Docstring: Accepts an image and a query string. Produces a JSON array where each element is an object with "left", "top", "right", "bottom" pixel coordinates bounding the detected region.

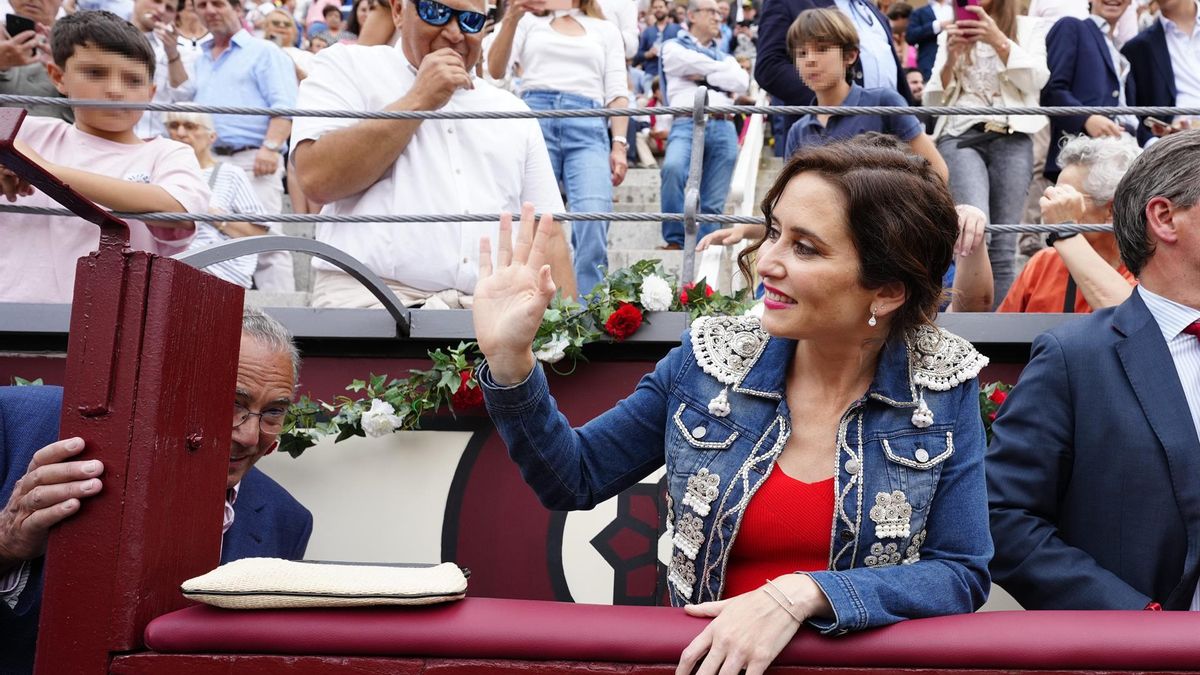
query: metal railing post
[{"left": 681, "top": 86, "right": 708, "bottom": 284}]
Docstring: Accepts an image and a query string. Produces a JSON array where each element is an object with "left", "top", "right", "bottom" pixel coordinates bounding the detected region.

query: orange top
[
  {"left": 998, "top": 247, "right": 1136, "bottom": 314},
  {"left": 722, "top": 468, "right": 834, "bottom": 599}
]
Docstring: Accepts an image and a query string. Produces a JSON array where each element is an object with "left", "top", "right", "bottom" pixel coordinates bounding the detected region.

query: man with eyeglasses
[
  {"left": 0, "top": 308, "right": 311, "bottom": 673},
  {"left": 291, "top": 0, "right": 578, "bottom": 309}
]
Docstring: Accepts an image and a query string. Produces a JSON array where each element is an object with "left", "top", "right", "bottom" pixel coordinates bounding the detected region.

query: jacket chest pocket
[
  {"left": 668, "top": 402, "right": 740, "bottom": 477},
  {"left": 879, "top": 429, "right": 954, "bottom": 511}
]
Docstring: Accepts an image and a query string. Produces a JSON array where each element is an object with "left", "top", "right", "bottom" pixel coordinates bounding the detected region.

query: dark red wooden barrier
[{"left": 0, "top": 107, "right": 246, "bottom": 675}]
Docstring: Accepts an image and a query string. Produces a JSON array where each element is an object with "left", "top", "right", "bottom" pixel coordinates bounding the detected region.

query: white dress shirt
[
  {"left": 1161, "top": 1, "right": 1200, "bottom": 117},
  {"left": 134, "top": 30, "right": 197, "bottom": 139},
  {"left": 1137, "top": 287, "right": 1200, "bottom": 611},
  {"left": 661, "top": 32, "right": 750, "bottom": 108},
  {"left": 508, "top": 11, "right": 630, "bottom": 105},
  {"left": 292, "top": 43, "right": 564, "bottom": 293},
  {"left": 833, "top": 0, "right": 898, "bottom": 90},
  {"left": 1087, "top": 14, "right": 1138, "bottom": 130},
  {"left": 930, "top": 0, "right": 954, "bottom": 33}
]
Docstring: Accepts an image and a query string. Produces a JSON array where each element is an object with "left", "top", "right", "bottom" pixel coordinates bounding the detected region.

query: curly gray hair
[{"left": 1056, "top": 134, "right": 1142, "bottom": 204}]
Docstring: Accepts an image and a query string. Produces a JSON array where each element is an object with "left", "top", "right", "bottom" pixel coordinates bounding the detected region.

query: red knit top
[{"left": 721, "top": 468, "right": 835, "bottom": 598}]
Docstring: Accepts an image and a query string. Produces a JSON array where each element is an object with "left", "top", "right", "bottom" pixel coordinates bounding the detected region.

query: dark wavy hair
[
  {"left": 51, "top": 10, "right": 156, "bottom": 78},
  {"left": 737, "top": 136, "right": 958, "bottom": 338}
]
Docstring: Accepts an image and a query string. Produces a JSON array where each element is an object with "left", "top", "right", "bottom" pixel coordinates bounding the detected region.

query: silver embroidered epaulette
[
  {"left": 690, "top": 315, "right": 770, "bottom": 386},
  {"left": 906, "top": 325, "right": 988, "bottom": 392}
]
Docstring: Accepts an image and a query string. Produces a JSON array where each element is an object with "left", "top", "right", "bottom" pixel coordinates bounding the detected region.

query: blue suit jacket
[
  {"left": 1121, "top": 21, "right": 1175, "bottom": 146},
  {"left": 0, "top": 386, "right": 312, "bottom": 674},
  {"left": 988, "top": 290, "right": 1200, "bottom": 610},
  {"left": 905, "top": 4, "right": 940, "bottom": 81},
  {"left": 1041, "top": 17, "right": 1137, "bottom": 180},
  {"left": 753, "top": 0, "right": 914, "bottom": 116}
]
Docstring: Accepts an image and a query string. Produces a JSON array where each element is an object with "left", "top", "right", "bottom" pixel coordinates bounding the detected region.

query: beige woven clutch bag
[{"left": 181, "top": 558, "right": 469, "bottom": 609}]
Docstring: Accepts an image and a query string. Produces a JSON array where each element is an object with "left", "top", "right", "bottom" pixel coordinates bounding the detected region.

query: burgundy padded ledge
[{"left": 145, "top": 597, "right": 1200, "bottom": 670}]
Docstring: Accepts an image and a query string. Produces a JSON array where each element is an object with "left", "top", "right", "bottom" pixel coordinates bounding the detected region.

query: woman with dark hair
[
  {"left": 346, "top": 0, "right": 369, "bottom": 36},
  {"left": 922, "top": 0, "right": 1049, "bottom": 307},
  {"left": 472, "top": 139, "right": 992, "bottom": 674}
]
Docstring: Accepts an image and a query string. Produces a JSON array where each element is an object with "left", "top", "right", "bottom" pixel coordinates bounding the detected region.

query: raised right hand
[
  {"left": 408, "top": 48, "right": 474, "bottom": 111},
  {"left": 0, "top": 438, "right": 103, "bottom": 570},
  {"left": 697, "top": 224, "right": 753, "bottom": 251},
  {"left": 474, "top": 202, "right": 558, "bottom": 385}
]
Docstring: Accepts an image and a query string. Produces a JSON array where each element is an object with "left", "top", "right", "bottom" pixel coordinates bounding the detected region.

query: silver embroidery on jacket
[
  {"left": 690, "top": 315, "right": 780, "bottom": 401},
  {"left": 830, "top": 411, "right": 866, "bottom": 569},
  {"left": 669, "top": 550, "right": 697, "bottom": 599},
  {"left": 673, "top": 512, "right": 705, "bottom": 560},
  {"left": 870, "top": 490, "right": 913, "bottom": 539},
  {"left": 683, "top": 468, "right": 721, "bottom": 517},
  {"left": 864, "top": 542, "right": 902, "bottom": 567},
  {"left": 904, "top": 529, "right": 927, "bottom": 564},
  {"left": 908, "top": 325, "right": 989, "bottom": 392}
]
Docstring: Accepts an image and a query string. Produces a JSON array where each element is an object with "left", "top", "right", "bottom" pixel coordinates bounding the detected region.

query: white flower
[
  {"left": 744, "top": 302, "right": 765, "bottom": 318},
  {"left": 534, "top": 333, "right": 571, "bottom": 364},
  {"left": 360, "top": 399, "right": 404, "bottom": 438},
  {"left": 639, "top": 274, "right": 674, "bottom": 312}
]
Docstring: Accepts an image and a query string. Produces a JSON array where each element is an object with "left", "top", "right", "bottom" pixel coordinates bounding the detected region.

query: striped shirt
[
  {"left": 1139, "top": 287, "right": 1200, "bottom": 611},
  {"left": 178, "top": 162, "right": 265, "bottom": 289}
]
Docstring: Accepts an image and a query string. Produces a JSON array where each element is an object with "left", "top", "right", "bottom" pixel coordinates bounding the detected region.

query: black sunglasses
[{"left": 415, "top": 0, "right": 487, "bottom": 33}]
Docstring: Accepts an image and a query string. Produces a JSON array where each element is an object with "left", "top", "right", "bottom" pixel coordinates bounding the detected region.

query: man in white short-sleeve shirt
[{"left": 291, "top": 0, "right": 576, "bottom": 308}]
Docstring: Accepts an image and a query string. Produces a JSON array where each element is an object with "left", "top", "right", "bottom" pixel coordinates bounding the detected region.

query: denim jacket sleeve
[
  {"left": 479, "top": 338, "right": 691, "bottom": 511},
  {"left": 805, "top": 378, "right": 993, "bottom": 634}
]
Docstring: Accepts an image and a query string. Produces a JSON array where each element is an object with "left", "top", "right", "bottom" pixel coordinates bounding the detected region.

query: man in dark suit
[
  {"left": 1121, "top": 0, "right": 1197, "bottom": 146},
  {"left": 905, "top": 0, "right": 952, "bottom": 81},
  {"left": 753, "top": 0, "right": 914, "bottom": 134},
  {"left": 988, "top": 130, "right": 1200, "bottom": 611},
  {"left": 1041, "top": 0, "right": 1138, "bottom": 182},
  {"left": 0, "top": 307, "right": 312, "bottom": 673}
]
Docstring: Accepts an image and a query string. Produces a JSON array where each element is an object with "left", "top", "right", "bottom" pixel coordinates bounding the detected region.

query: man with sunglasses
[
  {"left": 0, "top": 308, "right": 311, "bottom": 673},
  {"left": 292, "top": 0, "right": 577, "bottom": 309}
]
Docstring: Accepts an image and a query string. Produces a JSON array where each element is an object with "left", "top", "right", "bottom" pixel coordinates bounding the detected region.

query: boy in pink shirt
[{"left": 0, "top": 10, "right": 210, "bottom": 303}]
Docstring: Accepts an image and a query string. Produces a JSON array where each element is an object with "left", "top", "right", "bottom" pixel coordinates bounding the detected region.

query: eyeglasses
[
  {"left": 166, "top": 120, "right": 207, "bottom": 131},
  {"left": 414, "top": 0, "right": 487, "bottom": 33},
  {"left": 266, "top": 18, "right": 294, "bottom": 28},
  {"left": 233, "top": 402, "right": 288, "bottom": 433}
]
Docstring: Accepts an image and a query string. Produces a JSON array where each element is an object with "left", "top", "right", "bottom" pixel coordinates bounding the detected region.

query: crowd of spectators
[{"left": 0, "top": 0, "right": 1194, "bottom": 312}]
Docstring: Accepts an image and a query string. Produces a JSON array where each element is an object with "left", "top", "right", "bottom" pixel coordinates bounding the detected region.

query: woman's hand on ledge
[{"left": 677, "top": 574, "right": 830, "bottom": 675}]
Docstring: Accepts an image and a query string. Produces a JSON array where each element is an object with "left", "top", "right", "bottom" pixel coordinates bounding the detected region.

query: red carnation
[
  {"left": 680, "top": 282, "right": 715, "bottom": 306},
  {"left": 988, "top": 388, "right": 1008, "bottom": 406},
  {"left": 605, "top": 302, "right": 644, "bottom": 341},
  {"left": 452, "top": 370, "right": 483, "bottom": 409}
]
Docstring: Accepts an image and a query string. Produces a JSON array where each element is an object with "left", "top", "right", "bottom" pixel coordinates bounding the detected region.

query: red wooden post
[{"left": 0, "top": 107, "right": 246, "bottom": 675}]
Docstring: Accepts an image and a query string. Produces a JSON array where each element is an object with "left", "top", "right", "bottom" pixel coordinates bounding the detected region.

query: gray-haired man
[{"left": 0, "top": 307, "right": 311, "bottom": 673}]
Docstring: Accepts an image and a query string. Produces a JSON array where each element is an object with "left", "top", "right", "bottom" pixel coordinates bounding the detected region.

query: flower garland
[{"left": 279, "top": 259, "right": 754, "bottom": 457}]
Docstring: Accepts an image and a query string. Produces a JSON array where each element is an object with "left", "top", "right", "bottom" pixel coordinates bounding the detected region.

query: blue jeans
[
  {"left": 661, "top": 119, "right": 740, "bottom": 247},
  {"left": 523, "top": 91, "right": 613, "bottom": 295},
  {"left": 937, "top": 129, "right": 1033, "bottom": 308}
]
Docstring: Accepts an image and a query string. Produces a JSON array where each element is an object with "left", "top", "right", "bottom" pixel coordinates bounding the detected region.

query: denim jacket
[{"left": 480, "top": 315, "right": 993, "bottom": 634}]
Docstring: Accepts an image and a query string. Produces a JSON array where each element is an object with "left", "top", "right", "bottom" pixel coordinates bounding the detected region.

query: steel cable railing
[{"left": 1, "top": 93, "right": 1186, "bottom": 288}]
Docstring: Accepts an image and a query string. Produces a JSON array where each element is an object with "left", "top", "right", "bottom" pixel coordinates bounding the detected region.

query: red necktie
[{"left": 1185, "top": 320, "right": 1200, "bottom": 340}]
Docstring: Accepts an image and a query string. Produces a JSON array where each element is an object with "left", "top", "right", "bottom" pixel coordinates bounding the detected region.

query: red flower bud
[
  {"left": 604, "top": 302, "right": 644, "bottom": 341},
  {"left": 680, "top": 282, "right": 715, "bottom": 305},
  {"left": 451, "top": 370, "right": 483, "bottom": 410}
]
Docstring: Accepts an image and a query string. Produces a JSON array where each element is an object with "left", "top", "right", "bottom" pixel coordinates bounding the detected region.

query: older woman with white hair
[
  {"left": 166, "top": 111, "right": 269, "bottom": 289},
  {"left": 998, "top": 135, "right": 1140, "bottom": 313}
]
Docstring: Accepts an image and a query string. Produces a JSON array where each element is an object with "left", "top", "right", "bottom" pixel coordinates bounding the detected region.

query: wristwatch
[
  {"left": 262, "top": 140, "right": 283, "bottom": 153},
  {"left": 611, "top": 137, "right": 628, "bottom": 148},
  {"left": 1046, "top": 231, "right": 1080, "bottom": 247}
]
